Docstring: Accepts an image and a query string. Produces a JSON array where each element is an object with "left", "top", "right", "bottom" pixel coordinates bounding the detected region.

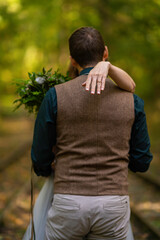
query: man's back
[
  {"left": 31, "top": 27, "right": 152, "bottom": 240},
  {"left": 54, "top": 72, "right": 134, "bottom": 196}
]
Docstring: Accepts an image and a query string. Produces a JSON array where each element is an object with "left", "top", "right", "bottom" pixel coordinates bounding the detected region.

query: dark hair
[{"left": 69, "top": 27, "right": 105, "bottom": 68}]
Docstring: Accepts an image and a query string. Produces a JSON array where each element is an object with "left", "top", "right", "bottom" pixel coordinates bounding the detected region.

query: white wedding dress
[{"left": 23, "top": 175, "right": 134, "bottom": 240}]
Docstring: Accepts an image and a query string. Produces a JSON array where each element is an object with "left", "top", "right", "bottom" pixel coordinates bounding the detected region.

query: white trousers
[{"left": 45, "top": 194, "right": 130, "bottom": 240}]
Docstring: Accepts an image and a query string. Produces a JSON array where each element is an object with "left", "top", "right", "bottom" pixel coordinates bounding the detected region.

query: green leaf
[
  {"left": 32, "top": 91, "right": 41, "bottom": 95},
  {"left": 28, "top": 72, "right": 32, "bottom": 79},
  {"left": 43, "top": 67, "right": 46, "bottom": 74},
  {"left": 47, "top": 68, "right": 52, "bottom": 73},
  {"left": 13, "top": 99, "right": 21, "bottom": 103},
  {"left": 32, "top": 72, "right": 36, "bottom": 80},
  {"left": 13, "top": 102, "right": 23, "bottom": 111}
]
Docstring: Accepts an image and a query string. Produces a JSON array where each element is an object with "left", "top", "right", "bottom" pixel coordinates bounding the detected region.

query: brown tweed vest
[{"left": 54, "top": 74, "right": 134, "bottom": 196}]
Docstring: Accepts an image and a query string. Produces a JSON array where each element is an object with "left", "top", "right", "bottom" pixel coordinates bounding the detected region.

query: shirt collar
[{"left": 79, "top": 67, "right": 94, "bottom": 76}]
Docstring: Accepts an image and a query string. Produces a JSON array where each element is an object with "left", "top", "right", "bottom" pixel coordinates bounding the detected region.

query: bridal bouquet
[{"left": 14, "top": 68, "right": 70, "bottom": 114}]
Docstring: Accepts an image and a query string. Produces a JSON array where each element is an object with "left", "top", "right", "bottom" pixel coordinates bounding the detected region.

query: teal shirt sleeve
[
  {"left": 31, "top": 87, "right": 57, "bottom": 176},
  {"left": 129, "top": 94, "right": 153, "bottom": 172}
]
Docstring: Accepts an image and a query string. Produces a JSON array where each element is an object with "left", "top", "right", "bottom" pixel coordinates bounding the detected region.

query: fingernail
[
  {"left": 91, "top": 91, "right": 94, "bottom": 94},
  {"left": 97, "top": 91, "right": 100, "bottom": 94},
  {"left": 86, "top": 88, "right": 89, "bottom": 91}
]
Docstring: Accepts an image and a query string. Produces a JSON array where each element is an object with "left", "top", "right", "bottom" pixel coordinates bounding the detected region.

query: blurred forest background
[{"left": 0, "top": 0, "right": 159, "bottom": 150}]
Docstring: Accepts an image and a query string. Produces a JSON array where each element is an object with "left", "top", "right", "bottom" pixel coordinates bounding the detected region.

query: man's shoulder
[
  {"left": 133, "top": 94, "right": 144, "bottom": 103},
  {"left": 55, "top": 75, "right": 87, "bottom": 90},
  {"left": 45, "top": 87, "right": 56, "bottom": 99},
  {"left": 133, "top": 94, "right": 144, "bottom": 112}
]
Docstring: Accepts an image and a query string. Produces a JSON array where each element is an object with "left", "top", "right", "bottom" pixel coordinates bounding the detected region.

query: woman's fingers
[
  {"left": 82, "top": 73, "right": 94, "bottom": 91},
  {"left": 97, "top": 76, "right": 103, "bottom": 94},
  {"left": 82, "top": 61, "right": 110, "bottom": 93},
  {"left": 82, "top": 75, "right": 92, "bottom": 91},
  {"left": 82, "top": 73, "right": 104, "bottom": 94},
  {"left": 91, "top": 75, "right": 97, "bottom": 94},
  {"left": 101, "top": 75, "right": 106, "bottom": 91}
]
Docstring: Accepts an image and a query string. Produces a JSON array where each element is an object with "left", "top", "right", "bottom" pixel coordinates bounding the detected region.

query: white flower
[{"left": 35, "top": 77, "right": 45, "bottom": 84}]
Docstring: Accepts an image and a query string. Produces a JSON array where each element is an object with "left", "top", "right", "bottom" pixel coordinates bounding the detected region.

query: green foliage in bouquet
[{"left": 14, "top": 68, "right": 70, "bottom": 114}]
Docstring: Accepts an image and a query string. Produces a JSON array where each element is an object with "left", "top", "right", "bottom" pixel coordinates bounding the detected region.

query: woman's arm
[
  {"left": 109, "top": 63, "right": 136, "bottom": 93},
  {"left": 82, "top": 61, "right": 136, "bottom": 94}
]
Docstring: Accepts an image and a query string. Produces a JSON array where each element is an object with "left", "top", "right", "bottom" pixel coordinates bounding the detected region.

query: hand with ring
[
  {"left": 82, "top": 61, "right": 135, "bottom": 94},
  {"left": 82, "top": 61, "right": 110, "bottom": 94}
]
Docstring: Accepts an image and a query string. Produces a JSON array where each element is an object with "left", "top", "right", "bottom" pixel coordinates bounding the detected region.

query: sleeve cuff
[
  {"left": 33, "top": 163, "right": 52, "bottom": 177},
  {"left": 128, "top": 161, "right": 151, "bottom": 173}
]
